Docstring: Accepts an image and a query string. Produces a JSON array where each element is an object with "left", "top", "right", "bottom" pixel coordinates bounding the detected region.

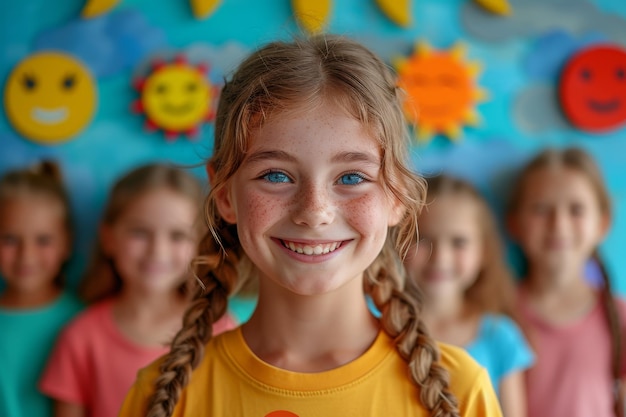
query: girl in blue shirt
[{"left": 404, "top": 174, "right": 534, "bottom": 417}]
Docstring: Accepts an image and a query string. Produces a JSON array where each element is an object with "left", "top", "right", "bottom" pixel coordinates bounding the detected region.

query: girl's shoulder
[
  {"left": 0, "top": 290, "right": 83, "bottom": 319},
  {"left": 56, "top": 298, "right": 115, "bottom": 340},
  {"left": 474, "top": 313, "right": 532, "bottom": 353},
  {"left": 478, "top": 314, "right": 523, "bottom": 336},
  {"left": 437, "top": 343, "right": 502, "bottom": 413}
]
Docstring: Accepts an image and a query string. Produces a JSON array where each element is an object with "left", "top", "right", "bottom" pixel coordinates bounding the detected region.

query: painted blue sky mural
[{"left": 1, "top": 0, "right": 626, "bottom": 293}]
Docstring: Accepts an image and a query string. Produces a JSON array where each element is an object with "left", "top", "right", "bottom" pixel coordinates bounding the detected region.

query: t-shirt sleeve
[
  {"left": 441, "top": 343, "right": 503, "bottom": 416},
  {"left": 118, "top": 370, "right": 152, "bottom": 417},
  {"left": 39, "top": 317, "right": 91, "bottom": 405},
  {"left": 494, "top": 316, "right": 535, "bottom": 378},
  {"left": 461, "top": 367, "right": 504, "bottom": 417}
]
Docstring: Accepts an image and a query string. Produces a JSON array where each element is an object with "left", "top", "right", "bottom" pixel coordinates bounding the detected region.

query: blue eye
[
  {"left": 338, "top": 173, "right": 364, "bottom": 185},
  {"left": 263, "top": 171, "right": 291, "bottom": 183}
]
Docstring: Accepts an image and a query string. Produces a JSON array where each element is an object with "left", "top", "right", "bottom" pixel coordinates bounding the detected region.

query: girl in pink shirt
[
  {"left": 507, "top": 147, "right": 625, "bottom": 417},
  {"left": 40, "top": 164, "right": 236, "bottom": 417}
]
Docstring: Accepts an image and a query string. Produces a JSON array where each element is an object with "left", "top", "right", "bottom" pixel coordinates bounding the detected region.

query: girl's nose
[
  {"left": 16, "top": 240, "right": 36, "bottom": 263},
  {"left": 291, "top": 182, "right": 335, "bottom": 227},
  {"left": 548, "top": 208, "right": 568, "bottom": 232},
  {"left": 148, "top": 234, "right": 169, "bottom": 258}
]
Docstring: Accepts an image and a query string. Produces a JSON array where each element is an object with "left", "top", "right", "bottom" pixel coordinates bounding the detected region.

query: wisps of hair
[{"left": 146, "top": 33, "right": 460, "bottom": 417}]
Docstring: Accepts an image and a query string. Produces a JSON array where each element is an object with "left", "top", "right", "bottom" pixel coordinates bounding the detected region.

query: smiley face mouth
[
  {"left": 587, "top": 99, "right": 621, "bottom": 113},
  {"left": 162, "top": 102, "right": 194, "bottom": 115},
  {"left": 31, "top": 107, "right": 68, "bottom": 124}
]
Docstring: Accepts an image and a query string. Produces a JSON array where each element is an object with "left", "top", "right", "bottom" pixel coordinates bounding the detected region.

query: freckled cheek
[
  {"left": 342, "top": 194, "right": 389, "bottom": 233},
  {"left": 240, "top": 191, "right": 290, "bottom": 229}
]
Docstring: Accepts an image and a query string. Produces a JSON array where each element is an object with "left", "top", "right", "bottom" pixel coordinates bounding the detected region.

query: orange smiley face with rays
[
  {"left": 395, "top": 42, "right": 487, "bottom": 143},
  {"left": 559, "top": 44, "right": 626, "bottom": 133}
]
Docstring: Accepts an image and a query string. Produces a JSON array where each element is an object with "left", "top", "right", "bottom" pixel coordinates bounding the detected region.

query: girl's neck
[
  {"left": 525, "top": 261, "right": 588, "bottom": 296},
  {"left": 114, "top": 287, "right": 185, "bottom": 318},
  {"left": 242, "top": 278, "right": 379, "bottom": 373},
  {"left": 523, "top": 266, "right": 597, "bottom": 325},
  {"left": 0, "top": 285, "right": 61, "bottom": 309},
  {"left": 111, "top": 288, "right": 188, "bottom": 347},
  {"left": 422, "top": 299, "right": 479, "bottom": 347}
]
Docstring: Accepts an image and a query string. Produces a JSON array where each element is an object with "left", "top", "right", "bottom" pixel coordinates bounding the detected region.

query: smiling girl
[
  {"left": 118, "top": 35, "right": 502, "bottom": 417},
  {"left": 39, "top": 164, "right": 235, "bottom": 417},
  {"left": 0, "top": 161, "right": 83, "bottom": 417}
]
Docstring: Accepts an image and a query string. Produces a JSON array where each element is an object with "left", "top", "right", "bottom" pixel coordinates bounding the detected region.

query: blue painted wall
[{"left": 1, "top": 0, "right": 625, "bottom": 294}]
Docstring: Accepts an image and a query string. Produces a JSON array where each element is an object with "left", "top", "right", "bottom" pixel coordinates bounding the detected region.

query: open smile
[
  {"left": 279, "top": 239, "right": 344, "bottom": 256},
  {"left": 31, "top": 107, "right": 68, "bottom": 124}
]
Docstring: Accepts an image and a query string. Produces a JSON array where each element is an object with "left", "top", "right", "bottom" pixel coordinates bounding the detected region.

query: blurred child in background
[
  {"left": 404, "top": 174, "right": 534, "bottom": 417},
  {"left": 507, "top": 147, "right": 626, "bottom": 417},
  {"left": 0, "top": 161, "right": 83, "bottom": 417},
  {"left": 40, "top": 164, "right": 236, "bottom": 417}
]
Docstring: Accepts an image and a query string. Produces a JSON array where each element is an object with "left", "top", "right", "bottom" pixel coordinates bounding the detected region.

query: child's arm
[
  {"left": 499, "top": 370, "right": 527, "bottom": 417},
  {"left": 54, "top": 401, "right": 86, "bottom": 417}
]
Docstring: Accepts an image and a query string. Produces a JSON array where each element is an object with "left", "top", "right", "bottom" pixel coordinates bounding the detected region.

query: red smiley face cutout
[{"left": 559, "top": 44, "right": 626, "bottom": 133}]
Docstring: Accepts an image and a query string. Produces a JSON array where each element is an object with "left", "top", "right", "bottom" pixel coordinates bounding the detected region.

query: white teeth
[
  {"left": 282, "top": 240, "right": 341, "bottom": 255},
  {"left": 32, "top": 107, "right": 68, "bottom": 124}
]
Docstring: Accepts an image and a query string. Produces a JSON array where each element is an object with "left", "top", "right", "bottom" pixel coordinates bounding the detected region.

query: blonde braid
[
  {"left": 366, "top": 243, "right": 460, "bottom": 417},
  {"left": 146, "top": 223, "right": 240, "bottom": 417}
]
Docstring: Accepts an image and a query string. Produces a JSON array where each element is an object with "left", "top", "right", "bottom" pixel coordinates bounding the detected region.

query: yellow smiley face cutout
[
  {"left": 4, "top": 52, "right": 97, "bottom": 144},
  {"left": 133, "top": 56, "right": 215, "bottom": 140}
]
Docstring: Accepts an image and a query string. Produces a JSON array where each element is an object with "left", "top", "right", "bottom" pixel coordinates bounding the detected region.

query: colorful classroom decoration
[
  {"left": 132, "top": 55, "right": 216, "bottom": 141},
  {"left": 3, "top": 52, "right": 97, "bottom": 145},
  {"left": 190, "top": 0, "right": 222, "bottom": 19},
  {"left": 395, "top": 42, "right": 487, "bottom": 143},
  {"left": 81, "top": 0, "right": 120, "bottom": 18},
  {"left": 375, "top": 0, "right": 411, "bottom": 27},
  {"left": 292, "top": 0, "right": 331, "bottom": 34},
  {"left": 559, "top": 44, "right": 626, "bottom": 133},
  {"left": 473, "top": 0, "right": 512, "bottom": 16}
]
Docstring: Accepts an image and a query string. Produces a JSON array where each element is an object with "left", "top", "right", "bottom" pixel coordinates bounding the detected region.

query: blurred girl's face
[
  {"left": 404, "top": 195, "right": 483, "bottom": 302},
  {"left": 509, "top": 167, "right": 607, "bottom": 276},
  {"left": 0, "top": 195, "right": 70, "bottom": 294},
  {"left": 102, "top": 188, "right": 198, "bottom": 296}
]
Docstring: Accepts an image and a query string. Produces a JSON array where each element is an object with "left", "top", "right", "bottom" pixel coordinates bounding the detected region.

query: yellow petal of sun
[
  {"left": 190, "top": 0, "right": 222, "bottom": 19},
  {"left": 375, "top": 0, "right": 411, "bottom": 27},
  {"left": 293, "top": 0, "right": 332, "bottom": 34},
  {"left": 81, "top": 0, "right": 120, "bottom": 18},
  {"left": 473, "top": 0, "right": 512, "bottom": 16},
  {"left": 395, "top": 41, "right": 487, "bottom": 143}
]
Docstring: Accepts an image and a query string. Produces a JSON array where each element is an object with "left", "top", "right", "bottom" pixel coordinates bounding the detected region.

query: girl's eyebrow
[
  {"left": 245, "top": 150, "right": 296, "bottom": 164},
  {"left": 331, "top": 151, "right": 380, "bottom": 166},
  {"left": 244, "top": 150, "right": 380, "bottom": 166}
]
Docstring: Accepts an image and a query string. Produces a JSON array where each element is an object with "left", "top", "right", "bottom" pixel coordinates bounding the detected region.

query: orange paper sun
[
  {"left": 133, "top": 56, "right": 217, "bottom": 141},
  {"left": 395, "top": 42, "right": 487, "bottom": 143}
]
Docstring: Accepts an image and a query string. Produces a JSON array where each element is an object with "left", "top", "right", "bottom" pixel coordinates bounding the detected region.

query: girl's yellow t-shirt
[{"left": 119, "top": 327, "right": 502, "bottom": 416}]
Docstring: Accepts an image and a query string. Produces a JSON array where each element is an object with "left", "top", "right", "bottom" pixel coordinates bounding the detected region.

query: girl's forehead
[{"left": 522, "top": 167, "right": 598, "bottom": 200}]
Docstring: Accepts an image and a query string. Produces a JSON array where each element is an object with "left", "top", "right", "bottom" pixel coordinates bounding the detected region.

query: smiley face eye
[
  {"left": 581, "top": 69, "right": 592, "bottom": 81},
  {"left": 617, "top": 68, "right": 625, "bottom": 80},
  {"left": 186, "top": 82, "right": 198, "bottom": 92},
  {"left": 22, "top": 74, "right": 36, "bottom": 90},
  {"left": 156, "top": 84, "right": 167, "bottom": 94},
  {"left": 62, "top": 75, "right": 76, "bottom": 90}
]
